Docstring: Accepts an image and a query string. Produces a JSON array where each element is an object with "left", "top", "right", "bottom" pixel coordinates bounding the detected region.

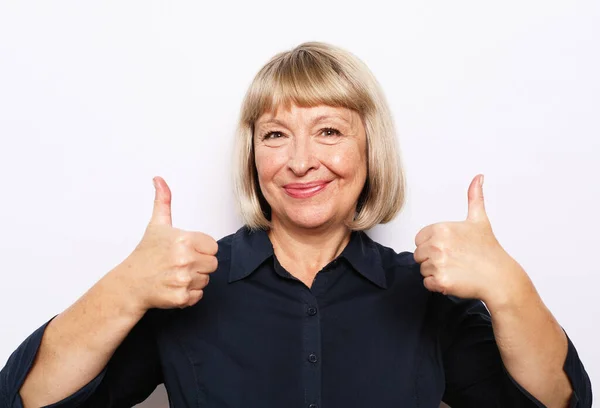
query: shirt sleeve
[
  {"left": 436, "top": 295, "right": 592, "bottom": 408},
  {"left": 0, "top": 310, "right": 163, "bottom": 408}
]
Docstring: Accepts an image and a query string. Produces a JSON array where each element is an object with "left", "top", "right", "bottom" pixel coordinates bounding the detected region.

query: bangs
[{"left": 241, "top": 48, "right": 373, "bottom": 125}]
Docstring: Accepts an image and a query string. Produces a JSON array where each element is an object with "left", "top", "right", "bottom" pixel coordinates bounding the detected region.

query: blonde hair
[{"left": 233, "top": 41, "right": 406, "bottom": 230}]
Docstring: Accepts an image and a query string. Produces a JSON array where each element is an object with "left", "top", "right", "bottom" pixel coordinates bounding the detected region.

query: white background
[{"left": 0, "top": 1, "right": 598, "bottom": 407}]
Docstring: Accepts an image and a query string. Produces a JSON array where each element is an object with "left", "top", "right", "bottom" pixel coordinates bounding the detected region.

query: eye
[
  {"left": 261, "top": 131, "right": 284, "bottom": 140},
  {"left": 321, "top": 127, "right": 342, "bottom": 137}
]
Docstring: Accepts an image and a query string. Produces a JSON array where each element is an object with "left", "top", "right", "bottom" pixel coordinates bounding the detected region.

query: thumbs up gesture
[
  {"left": 413, "top": 175, "right": 529, "bottom": 306},
  {"left": 117, "top": 176, "right": 218, "bottom": 313}
]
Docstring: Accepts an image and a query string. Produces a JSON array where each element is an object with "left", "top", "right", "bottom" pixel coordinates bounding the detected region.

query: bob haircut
[{"left": 233, "top": 41, "right": 406, "bottom": 231}]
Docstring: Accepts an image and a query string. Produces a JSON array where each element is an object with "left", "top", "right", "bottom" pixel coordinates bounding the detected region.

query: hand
[
  {"left": 413, "top": 174, "right": 527, "bottom": 304},
  {"left": 115, "top": 176, "right": 219, "bottom": 313}
]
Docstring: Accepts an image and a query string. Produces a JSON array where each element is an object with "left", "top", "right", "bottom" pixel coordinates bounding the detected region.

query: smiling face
[{"left": 253, "top": 103, "right": 368, "bottom": 230}]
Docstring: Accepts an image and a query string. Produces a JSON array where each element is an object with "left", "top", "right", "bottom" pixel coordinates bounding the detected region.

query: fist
[
  {"left": 118, "top": 176, "right": 219, "bottom": 312},
  {"left": 413, "top": 174, "right": 525, "bottom": 303}
]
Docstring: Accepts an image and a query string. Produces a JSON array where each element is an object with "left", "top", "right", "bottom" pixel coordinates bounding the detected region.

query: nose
[{"left": 287, "top": 137, "right": 319, "bottom": 176}]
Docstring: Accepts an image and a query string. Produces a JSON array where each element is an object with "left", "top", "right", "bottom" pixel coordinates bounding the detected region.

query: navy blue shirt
[{"left": 0, "top": 226, "right": 593, "bottom": 407}]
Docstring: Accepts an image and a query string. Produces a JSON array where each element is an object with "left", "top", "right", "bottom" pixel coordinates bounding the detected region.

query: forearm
[
  {"left": 19, "top": 263, "right": 146, "bottom": 408},
  {"left": 485, "top": 267, "right": 572, "bottom": 408}
]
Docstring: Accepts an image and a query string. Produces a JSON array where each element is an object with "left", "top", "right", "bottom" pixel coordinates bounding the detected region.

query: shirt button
[
  {"left": 307, "top": 306, "right": 317, "bottom": 316},
  {"left": 308, "top": 353, "right": 318, "bottom": 363}
]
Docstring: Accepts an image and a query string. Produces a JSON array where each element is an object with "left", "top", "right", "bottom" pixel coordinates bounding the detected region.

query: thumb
[
  {"left": 150, "top": 176, "right": 173, "bottom": 226},
  {"left": 467, "top": 174, "right": 487, "bottom": 222}
]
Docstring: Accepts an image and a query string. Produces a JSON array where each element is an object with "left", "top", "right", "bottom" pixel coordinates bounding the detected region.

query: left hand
[{"left": 413, "top": 174, "right": 527, "bottom": 303}]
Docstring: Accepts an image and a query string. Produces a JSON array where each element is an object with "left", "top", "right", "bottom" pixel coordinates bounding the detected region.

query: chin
[
  {"left": 284, "top": 208, "right": 338, "bottom": 230},
  {"left": 289, "top": 218, "right": 330, "bottom": 230}
]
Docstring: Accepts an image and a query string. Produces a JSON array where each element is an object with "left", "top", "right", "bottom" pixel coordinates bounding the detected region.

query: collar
[
  {"left": 229, "top": 226, "right": 388, "bottom": 289},
  {"left": 228, "top": 226, "right": 274, "bottom": 283},
  {"left": 339, "top": 229, "right": 388, "bottom": 289}
]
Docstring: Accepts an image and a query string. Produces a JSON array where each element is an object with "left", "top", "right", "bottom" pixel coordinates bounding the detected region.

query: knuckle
[
  {"left": 195, "top": 231, "right": 218, "bottom": 253},
  {"left": 208, "top": 240, "right": 219, "bottom": 255},
  {"left": 174, "top": 254, "right": 191, "bottom": 267},
  {"left": 194, "top": 273, "right": 209, "bottom": 289},
  {"left": 436, "top": 274, "right": 452, "bottom": 292},
  {"left": 198, "top": 233, "right": 218, "bottom": 255},
  {"left": 431, "top": 239, "right": 450, "bottom": 256},
  {"left": 435, "top": 252, "right": 448, "bottom": 267},
  {"left": 186, "top": 290, "right": 204, "bottom": 307},
  {"left": 174, "top": 233, "right": 192, "bottom": 247},
  {"left": 174, "top": 291, "right": 190, "bottom": 307},
  {"left": 174, "top": 271, "right": 192, "bottom": 286},
  {"left": 428, "top": 242, "right": 443, "bottom": 259},
  {"left": 208, "top": 255, "right": 218, "bottom": 271}
]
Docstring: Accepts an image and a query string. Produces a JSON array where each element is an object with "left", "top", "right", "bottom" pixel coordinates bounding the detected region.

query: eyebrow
[{"left": 256, "top": 114, "right": 351, "bottom": 128}]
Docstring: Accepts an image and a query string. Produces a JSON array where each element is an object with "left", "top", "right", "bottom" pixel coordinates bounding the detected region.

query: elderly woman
[{"left": 0, "top": 42, "right": 592, "bottom": 408}]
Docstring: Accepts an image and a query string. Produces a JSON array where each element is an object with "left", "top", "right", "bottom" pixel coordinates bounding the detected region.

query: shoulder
[
  {"left": 364, "top": 233, "right": 422, "bottom": 281},
  {"left": 215, "top": 228, "right": 238, "bottom": 263},
  {"left": 213, "top": 225, "right": 259, "bottom": 264},
  {"left": 373, "top": 240, "right": 419, "bottom": 271}
]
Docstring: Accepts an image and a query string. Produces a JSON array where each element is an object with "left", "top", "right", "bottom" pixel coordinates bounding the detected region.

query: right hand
[{"left": 116, "top": 176, "right": 218, "bottom": 313}]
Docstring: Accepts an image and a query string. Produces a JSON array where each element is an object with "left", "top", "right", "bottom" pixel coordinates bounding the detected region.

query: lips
[{"left": 283, "top": 181, "right": 331, "bottom": 198}]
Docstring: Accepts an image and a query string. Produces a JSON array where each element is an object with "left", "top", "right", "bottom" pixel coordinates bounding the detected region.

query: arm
[
  {"left": 1, "top": 176, "right": 218, "bottom": 407},
  {"left": 16, "top": 265, "right": 146, "bottom": 408},
  {"left": 0, "top": 277, "right": 163, "bottom": 408},
  {"left": 484, "top": 266, "right": 591, "bottom": 408},
  {"left": 438, "top": 294, "right": 592, "bottom": 408},
  {"left": 413, "top": 175, "right": 592, "bottom": 406}
]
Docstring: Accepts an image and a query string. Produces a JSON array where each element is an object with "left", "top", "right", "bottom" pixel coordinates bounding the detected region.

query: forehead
[{"left": 255, "top": 104, "right": 358, "bottom": 127}]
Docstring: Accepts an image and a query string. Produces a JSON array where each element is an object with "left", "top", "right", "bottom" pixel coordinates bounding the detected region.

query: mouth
[{"left": 283, "top": 180, "right": 331, "bottom": 199}]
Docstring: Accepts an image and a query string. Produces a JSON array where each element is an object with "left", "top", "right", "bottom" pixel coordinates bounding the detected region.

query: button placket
[{"left": 301, "top": 288, "right": 322, "bottom": 408}]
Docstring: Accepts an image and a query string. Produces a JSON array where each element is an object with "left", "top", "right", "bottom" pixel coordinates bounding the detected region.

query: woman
[{"left": 0, "top": 42, "right": 592, "bottom": 408}]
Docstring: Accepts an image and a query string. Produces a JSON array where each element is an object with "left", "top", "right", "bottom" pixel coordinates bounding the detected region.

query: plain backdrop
[{"left": 0, "top": 1, "right": 598, "bottom": 407}]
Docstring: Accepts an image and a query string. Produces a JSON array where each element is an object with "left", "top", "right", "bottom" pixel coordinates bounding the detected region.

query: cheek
[
  {"left": 254, "top": 147, "right": 286, "bottom": 181},
  {"left": 328, "top": 146, "right": 366, "bottom": 179}
]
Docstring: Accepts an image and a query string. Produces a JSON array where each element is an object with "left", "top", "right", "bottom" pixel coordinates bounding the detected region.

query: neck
[{"left": 268, "top": 217, "right": 351, "bottom": 283}]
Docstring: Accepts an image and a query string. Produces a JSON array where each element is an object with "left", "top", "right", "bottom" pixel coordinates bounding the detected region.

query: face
[{"left": 254, "top": 103, "right": 368, "bottom": 230}]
